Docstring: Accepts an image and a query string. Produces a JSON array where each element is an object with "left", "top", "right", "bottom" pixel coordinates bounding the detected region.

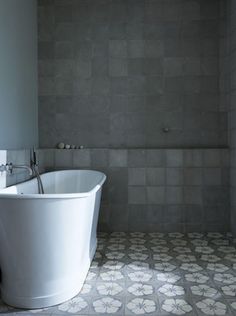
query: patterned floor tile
[{"left": 1, "top": 232, "right": 236, "bottom": 315}]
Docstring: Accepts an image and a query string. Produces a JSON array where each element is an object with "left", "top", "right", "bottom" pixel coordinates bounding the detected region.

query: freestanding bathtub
[{"left": 0, "top": 170, "right": 106, "bottom": 309}]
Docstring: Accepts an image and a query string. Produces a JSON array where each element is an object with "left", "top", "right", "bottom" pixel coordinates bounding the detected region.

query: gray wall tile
[
  {"left": 203, "top": 168, "right": 222, "bottom": 185},
  {"left": 184, "top": 168, "right": 202, "bottom": 185},
  {"left": 146, "top": 150, "right": 165, "bottom": 167},
  {"left": 146, "top": 168, "right": 165, "bottom": 186},
  {"left": 147, "top": 186, "right": 165, "bottom": 204},
  {"left": 37, "top": 0, "right": 230, "bottom": 233},
  {"left": 109, "top": 149, "right": 127, "bottom": 167},
  {"left": 128, "top": 168, "right": 146, "bottom": 185},
  {"left": 166, "top": 186, "right": 183, "bottom": 204},
  {"left": 184, "top": 186, "right": 202, "bottom": 205},
  {"left": 166, "top": 150, "right": 183, "bottom": 167},
  {"left": 38, "top": 0, "right": 226, "bottom": 149},
  {"left": 128, "top": 186, "right": 146, "bottom": 204},
  {"left": 72, "top": 149, "right": 91, "bottom": 167},
  {"left": 166, "top": 168, "right": 183, "bottom": 185}
]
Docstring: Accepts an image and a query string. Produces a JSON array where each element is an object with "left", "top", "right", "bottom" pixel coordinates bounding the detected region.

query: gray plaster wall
[
  {"left": 0, "top": 0, "right": 38, "bottom": 149},
  {"left": 38, "top": 0, "right": 227, "bottom": 148},
  {"left": 39, "top": 148, "right": 230, "bottom": 232}
]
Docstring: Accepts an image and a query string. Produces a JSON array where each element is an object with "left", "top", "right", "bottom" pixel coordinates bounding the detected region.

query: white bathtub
[{"left": 0, "top": 170, "right": 106, "bottom": 309}]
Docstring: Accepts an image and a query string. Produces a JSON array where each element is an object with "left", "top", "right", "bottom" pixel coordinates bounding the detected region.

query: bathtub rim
[{"left": 0, "top": 169, "right": 106, "bottom": 199}]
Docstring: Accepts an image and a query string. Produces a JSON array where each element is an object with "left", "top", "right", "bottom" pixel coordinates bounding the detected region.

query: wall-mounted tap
[
  {"left": 0, "top": 163, "right": 33, "bottom": 175},
  {"left": 0, "top": 163, "right": 12, "bottom": 174}
]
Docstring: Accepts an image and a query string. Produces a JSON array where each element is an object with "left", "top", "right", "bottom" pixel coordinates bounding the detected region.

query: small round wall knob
[
  {"left": 65, "top": 144, "right": 71, "bottom": 149},
  {"left": 162, "top": 127, "right": 170, "bottom": 133},
  {"left": 57, "top": 142, "right": 65, "bottom": 149}
]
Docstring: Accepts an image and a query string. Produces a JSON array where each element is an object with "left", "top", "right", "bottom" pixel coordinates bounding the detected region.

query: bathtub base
[{"left": 1, "top": 241, "right": 97, "bottom": 309}]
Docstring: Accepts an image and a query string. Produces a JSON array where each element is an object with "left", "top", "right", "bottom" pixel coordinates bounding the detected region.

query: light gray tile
[
  {"left": 203, "top": 149, "right": 221, "bottom": 167},
  {"left": 184, "top": 168, "right": 202, "bottom": 185},
  {"left": 109, "top": 149, "right": 127, "bottom": 167},
  {"left": 184, "top": 150, "right": 203, "bottom": 167},
  {"left": 166, "top": 186, "right": 183, "bottom": 204},
  {"left": 109, "top": 58, "right": 128, "bottom": 77},
  {"left": 144, "top": 40, "right": 164, "bottom": 57},
  {"left": 128, "top": 40, "right": 145, "bottom": 58},
  {"left": 128, "top": 168, "right": 146, "bottom": 185},
  {"left": 166, "top": 150, "right": 183, "bottom": 167},
  {"left": 128, "top": 186, "right": 146, "bottom": 204},
  {"left": 146, "top": 168, "right": 165, "bottom": 186},
  {"left": 203, "top": 168, "right": 222, "bottom": 185},
  {"left": 91, "top": 149, "right": 108, "bottom": 167},
  {"left": 55, "top": 150, "right": 73, "bottom": 168},
  {"left": 146, "top": 150, "right": 165, "bottom": 167},
  {"left": 72, "top": 149, "right": 91, "bottom": 168},
  {"left": 128, "top": 149, "right": 146, "bottom": 167},
  {"left": 109, "top": 40, "right": 127, "bottom": 58},
  {"left": 166, "top": 168, "right": 183, "bottom": 185},
  {"left": 164, "top": 205, "right": 184, "bottom": 224},
  {"left": 147, "top": 186, "right": 165, "bottom": 204},
  {"left": 184, "top": 186, "right": 202, "bottom": 205}
]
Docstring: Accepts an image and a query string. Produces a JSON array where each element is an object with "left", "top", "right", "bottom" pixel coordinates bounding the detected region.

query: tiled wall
[
  {"left": 0, "top": 147, "right": 230, "bottom": 232},
  {"left": 38, "top": 148, "right": 230, "bottom": 232},
  {"left": 228, "top": 1, "right": 236, "bottom": 236},
  {"left": 38, "top": 0, "right": 227, "bottom": 148}
]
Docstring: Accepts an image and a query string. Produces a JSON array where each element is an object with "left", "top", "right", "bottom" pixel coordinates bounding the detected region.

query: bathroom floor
[{"left": 1, "top": 232, "right": 236, "bottom": 316}]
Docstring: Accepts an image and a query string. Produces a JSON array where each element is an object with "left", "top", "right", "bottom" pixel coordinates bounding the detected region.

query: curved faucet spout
[{"left": 10, "top": 164, "right": 33, "bottom": 176}]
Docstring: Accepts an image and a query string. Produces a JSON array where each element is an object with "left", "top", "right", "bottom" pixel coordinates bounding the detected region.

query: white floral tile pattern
[
  {"left": 126, "top": 298, "right": 156, "bottom": 314},
  {"left": 185, "top": 273, "right": 209, "bottom": 284},
  {"left": 201, "top": 254, "right": 221, "bottom": 262},
  {"left": 221, "top": 284, "right": 236, "bottom": 296},
  {"left": 157, "top": 272, "right": 181, "bottom": 284},
  {"left": 176, "top": 254, "right": 197, "bottom": 262},
  {"left": 214, "top": 273, "right": 236, "bottom": 284},
  {"left": 80, "top": 283, "right": 92, "bottom": 295},
  {"left": 1, "top": 232, "right": 236, "bottom": 316},
  {"left": 127, "top": 261, "right": 149, "bottom": 271},
  {"left": 180, "top": 263, "right": 203, "bottom": 272},
  {"left": 190, "top": 285, "right": 218, "bottom": 297},
  {"left": 93, "top": 297, "right": 122, "bottom": 314},
  {"left": 206, "top": 263, "right": 229, "bottom": 272},
  {"left": 127, "top": 283, "right": 154, "bottom": 296},
  {"left": 128, "top": 252, "right": 148, "bottom": 261},
  {"left": 100, "top": 270, "right": 124, "bottom": 281},
  {"left": 58, "top": 297, "right": 88, "bottom": 313},
  {"left": 154, "top": 262, "right": 177, "bottom": 272},
  {"left": 105, "top": 251, "right": 125, "bottom": 260},
  {"left": 196, "top": 299, "right": 227, "bottom": 315},
  {"left": 103, "top": 260, "right": 125, "bottom": 270},
  {"left": 153, "top": 253, "right": 173, "bottom": 261},
  {"left": 128, "top": 271, "right": 152, "bottom": 282},
  {"left": 96, "top": 282, "right": 123, "bottom": 296},
  {"left": 158, "top": 284, "right": 185, "bottom": 297},
  {"left": 162, "top": 299, "right": 192, "bottom": 315}
]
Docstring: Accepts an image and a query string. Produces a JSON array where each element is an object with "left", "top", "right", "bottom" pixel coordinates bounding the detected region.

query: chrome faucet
[
  {"left": 0, "top": 163, "right": 33, "bottom": 176},
  {"left": 0, "top": 149, "right": 44, "bottom": 194}
]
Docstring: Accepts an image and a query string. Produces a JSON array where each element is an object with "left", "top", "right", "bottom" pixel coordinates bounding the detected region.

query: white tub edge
[{"left": 0, "top": 170, "right": 106, "bottom": 199}]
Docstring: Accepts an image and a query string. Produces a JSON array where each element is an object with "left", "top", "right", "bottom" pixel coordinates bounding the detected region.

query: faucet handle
[
  {"left": 6, "top": 163, "right": 13, "bottom": 174},
  {"left": 0, "top": 163, "right": 13, "bottom": 175}
]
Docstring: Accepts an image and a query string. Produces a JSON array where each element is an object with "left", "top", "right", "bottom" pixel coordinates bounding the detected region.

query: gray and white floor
[{"left": 1, "top": 232, "right": 236, "bottom": 315}]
